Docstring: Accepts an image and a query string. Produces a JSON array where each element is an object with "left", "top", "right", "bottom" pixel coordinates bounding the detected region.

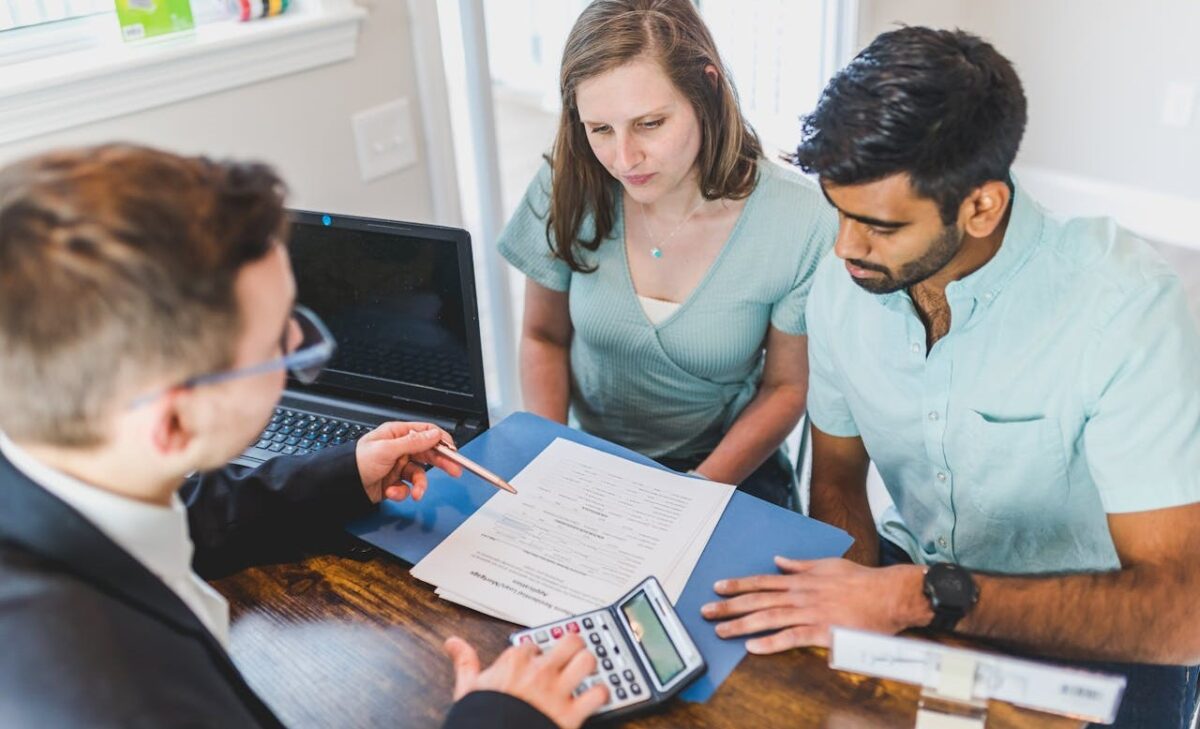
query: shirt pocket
[{"left": 952, "top": 409, "right": 1070, "bottom": 520}]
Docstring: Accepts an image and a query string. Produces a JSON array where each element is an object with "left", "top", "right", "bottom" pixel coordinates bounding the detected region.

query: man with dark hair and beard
[{"left": 701, "top": 26, "right": 1200, "bottom": 728}]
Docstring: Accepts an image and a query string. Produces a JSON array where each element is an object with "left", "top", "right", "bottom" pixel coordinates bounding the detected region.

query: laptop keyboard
[{"left": 251, "top": 408, "right": 373, "bottom": 457}]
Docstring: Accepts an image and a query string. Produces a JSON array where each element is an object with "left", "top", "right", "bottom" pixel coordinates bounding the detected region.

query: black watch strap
[{"left": 928, "top": 605, "right": 966, "bottom": 632}]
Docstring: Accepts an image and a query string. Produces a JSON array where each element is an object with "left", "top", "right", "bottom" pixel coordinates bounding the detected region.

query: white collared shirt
[{"left": 0, "top": 433, "right": 230, "bottom": 647}]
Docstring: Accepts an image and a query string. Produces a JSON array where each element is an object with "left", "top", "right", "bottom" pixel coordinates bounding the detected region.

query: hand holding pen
[
  {"left": 355, "top": 422, "right": 517, "bottom": 502},
  {"left": 355, "top": 422, "right": 465, "bottom": 502}
]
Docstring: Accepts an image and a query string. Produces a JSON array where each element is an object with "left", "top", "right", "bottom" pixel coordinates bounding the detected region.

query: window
[
  {"left": 0, "top": 0, "right": 364, "bottom": 146},
  {"left": 699, "top": 0, "right": 825, "bottom": 156},
  {"left": 0, "top": 0, "right": 110, "bottom": 32}
]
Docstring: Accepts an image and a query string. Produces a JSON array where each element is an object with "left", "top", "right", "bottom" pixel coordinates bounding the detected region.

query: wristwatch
[{"left": 922, "top": 562, "right": 978, "bottom": 632}]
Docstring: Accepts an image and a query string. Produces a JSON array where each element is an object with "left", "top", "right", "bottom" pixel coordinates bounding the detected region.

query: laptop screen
[{"left": 286, "top": 211, "right": 488, "bottom": 418}]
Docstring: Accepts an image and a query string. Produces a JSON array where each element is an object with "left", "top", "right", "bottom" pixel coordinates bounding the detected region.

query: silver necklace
[{"left": 639, "top": 197, "right": 706, "bottom": 260}]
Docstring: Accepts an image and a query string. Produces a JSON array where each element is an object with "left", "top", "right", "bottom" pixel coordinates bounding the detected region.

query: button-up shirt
[
  {"left": 0, "top": 434, "right": 230, "bottom": 644},
  {"left": 805, "top": 184, "right": 1200, "bottom": 574}
]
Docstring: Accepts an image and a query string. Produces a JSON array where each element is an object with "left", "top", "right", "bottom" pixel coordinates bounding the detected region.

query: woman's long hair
[{"left": 547, "top": 0, "right": 762, "bottom": 272}]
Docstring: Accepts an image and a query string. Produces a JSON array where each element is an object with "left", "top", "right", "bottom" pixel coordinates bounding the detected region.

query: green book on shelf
[{"left": 115, "top": 0, "right": 195, "bottom": 41}]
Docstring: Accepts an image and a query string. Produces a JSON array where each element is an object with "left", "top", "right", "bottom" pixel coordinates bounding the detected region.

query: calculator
[{"left": 509, "top": 576, "right": 706, "bottom": 721}]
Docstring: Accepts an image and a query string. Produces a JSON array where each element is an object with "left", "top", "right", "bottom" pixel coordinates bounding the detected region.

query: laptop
[{"left": 233, "top": 210, "right": 490, "bottom": 467}]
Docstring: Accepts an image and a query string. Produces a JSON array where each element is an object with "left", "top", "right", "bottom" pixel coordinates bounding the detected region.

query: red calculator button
[
  {"left": 566, "top": 622, "right": 580, "bottom": 633},
  {"left": 551, "top": 626, "right": 564, "bottom": 639},
  {"left": 519, "top": 635, "right": 532, "bottom": 644}
]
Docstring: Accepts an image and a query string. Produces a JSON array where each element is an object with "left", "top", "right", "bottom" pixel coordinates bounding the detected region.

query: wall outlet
[
  {"left": 352, "top": 98, "right": 418, "bottom": 182},
  {"left": 1161, "top": 81, "right": 1196, "bottom": 129}
]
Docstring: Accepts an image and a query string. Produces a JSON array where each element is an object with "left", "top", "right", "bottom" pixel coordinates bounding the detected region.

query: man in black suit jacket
[{"left": 0, "top": 145, "right": 607, "bottom": 728}]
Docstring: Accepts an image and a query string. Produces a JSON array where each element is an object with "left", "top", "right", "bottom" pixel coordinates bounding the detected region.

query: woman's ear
[{"left": 704, "top": 63, "right": 719, "bottom": 89}]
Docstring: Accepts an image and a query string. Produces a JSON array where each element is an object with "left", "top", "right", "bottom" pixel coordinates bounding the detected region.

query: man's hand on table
[
  {"left": 444, "top": 634, "right": 609, "bottom": 729},
  {"left": 354, "top": 421, "right": 463, "bottom": 503},
  {"left": 701, "top": 556, "right": 933, "bottom": 653}
]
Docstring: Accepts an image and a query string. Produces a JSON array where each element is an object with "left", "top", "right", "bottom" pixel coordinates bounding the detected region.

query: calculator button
[
  {"left": 608, "top": 673, "right": 621, "bottom": 686},
  {"left": 519, "top": 635, "right": 532, "bottom": 645},
  {"left": 595, "top": 645, "right": 607, "bottom": 658},
  {"left": 534, "top": 630, "right": 549, "bottom": 643},
  {"left": 589, "top": 632, "right": 601, "bottom": 644},
  {"left": 583, "top": 617, "right": 595, "bottom": 629},
  {"left": 623, "top": 669, "right": 635, "bottom": 681},
  {"left": 630, "top": 683, "right": 642, "bottom": 696},
  {"left": 551, "top": 626, "right": 564, "bottom": 639},
  {"left": 566, "top": 621, "right": 580, "bottom": 633},
  {"left": 616, "top": 687, "right": 628, "bottom": 700},
  {"left": 602, "top": 658, "right": 613, "bottom": 671}
]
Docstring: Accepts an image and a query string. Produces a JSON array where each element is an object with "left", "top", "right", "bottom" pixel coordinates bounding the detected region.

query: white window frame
[{"left": 0, "top": 0, "right": 364, "bottom": 146}]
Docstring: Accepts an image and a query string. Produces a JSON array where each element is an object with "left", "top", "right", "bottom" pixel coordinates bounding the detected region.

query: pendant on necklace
[{"left": 651, "top": 247, "right": 663, "bottom": 259}]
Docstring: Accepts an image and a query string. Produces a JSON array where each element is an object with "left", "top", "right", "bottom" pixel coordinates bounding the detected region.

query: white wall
[
  {"left": 966, "top": 0, "right": 1199, "bottom": 202},
  {"left": 0, "top": 0, "right": 437, "bottom": 223},
  {"left": 858, "top": 0, "right": 970, "bottom": 41},
  {"left": 857, "top": 0, "right": 1200, "bottom": 248},
  {"left": 859, "top": 0, "right": 1200, "bottom": 198}
]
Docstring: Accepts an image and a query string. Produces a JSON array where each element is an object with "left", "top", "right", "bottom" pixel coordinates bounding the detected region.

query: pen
[{"left": 433, "top": 438, "right": 518, "bottom": 494}]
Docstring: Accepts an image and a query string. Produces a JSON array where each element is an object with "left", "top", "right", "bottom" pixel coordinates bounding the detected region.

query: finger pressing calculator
[{"left": 509, "top": 576, "right": 706, "bottom": 721}]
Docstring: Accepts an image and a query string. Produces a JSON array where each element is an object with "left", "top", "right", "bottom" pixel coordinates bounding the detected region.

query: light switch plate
[
  {"left": 352, "top": 98, "right": 418, "bottom": 182},
  {"left": 1161, "top": 81, "right": 1196, "bottom": 129}
]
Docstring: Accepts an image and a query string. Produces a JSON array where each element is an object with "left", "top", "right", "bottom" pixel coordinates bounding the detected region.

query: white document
[
  {"left": 412, "top": 438, "right": 734, "bottom": 627},
  {"left": 434, "top": 498, "right": 718, "bottom": 624},
  {"left": 661, "top": 494, "right": 724, "bottom": 597},
  {"left": 435, "top": 587, "right": 522, "bottom": 623},
  {"left": 434, "top": 497, "right": 719, "bottom": 624}
]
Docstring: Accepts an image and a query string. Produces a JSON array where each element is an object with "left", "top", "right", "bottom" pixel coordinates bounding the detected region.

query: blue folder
[{"left": 348, "top": 412, "right": 852, "bottom": 702}]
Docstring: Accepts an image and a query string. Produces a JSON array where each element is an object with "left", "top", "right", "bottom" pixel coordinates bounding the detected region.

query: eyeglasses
[{"left": 129, "top": 305, "right": 336, "bottom": 408}]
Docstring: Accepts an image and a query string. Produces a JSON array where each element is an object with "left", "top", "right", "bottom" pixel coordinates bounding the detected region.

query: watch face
[
  {"left": 940, "top": 572, "right": 970, "bottom": 601},
  {"left": 928, "top": 564, "right": 977, "bottom": 608}
]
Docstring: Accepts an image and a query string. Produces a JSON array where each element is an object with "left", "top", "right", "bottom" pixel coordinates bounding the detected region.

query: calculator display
[{"left": 620, "top": 591, "right": 685, "bottom": 685}]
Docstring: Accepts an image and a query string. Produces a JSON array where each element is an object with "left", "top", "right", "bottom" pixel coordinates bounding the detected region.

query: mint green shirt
[
  {"left": 499, "top": 160, "right": 836, "bottom": 460},
  {"left": 806, "top": 184, "right": 1200, "bottom": 574}
]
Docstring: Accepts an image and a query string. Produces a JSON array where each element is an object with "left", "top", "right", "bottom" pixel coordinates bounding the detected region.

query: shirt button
[
  {"left": 928, "top": 411, "right": 939, "bottom": 421},
  {"left": 936, "top": 472, "right": 947, "bottom": 482},
  {"left": 938, "top": 536, "right": 948, "bottom": 548},
  {"left": 984, "top": 291, "right": 995, "bottom": 301},
  {"left": 910, "top": 343, "right": 921, "bottom": 354}
]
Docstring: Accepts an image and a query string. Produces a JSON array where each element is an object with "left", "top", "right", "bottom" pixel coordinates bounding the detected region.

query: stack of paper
[{"left": 411, "top": 438, "right": 735, "bottom": 627}]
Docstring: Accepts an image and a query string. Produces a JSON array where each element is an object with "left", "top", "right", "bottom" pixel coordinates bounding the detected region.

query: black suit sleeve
[
  {"left": 442, "top": 691, "right": 557, "bottom": 729},
  {"left": 181, "top": 445, "right": 374, "bottom": 578}
]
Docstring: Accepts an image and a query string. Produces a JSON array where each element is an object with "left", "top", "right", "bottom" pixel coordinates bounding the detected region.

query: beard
[{"left": 846, "top": 224, "right": 964, "bottom": 295}]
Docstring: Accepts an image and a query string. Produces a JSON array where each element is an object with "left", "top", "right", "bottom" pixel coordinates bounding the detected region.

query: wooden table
[{"left": 212, "top": 549, "right": 1083, "bottom": 729}]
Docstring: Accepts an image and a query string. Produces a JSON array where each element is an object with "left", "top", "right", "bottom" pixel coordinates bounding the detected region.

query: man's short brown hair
[{"left": 0, "top": 144, "right": 288, "bottom": 447}]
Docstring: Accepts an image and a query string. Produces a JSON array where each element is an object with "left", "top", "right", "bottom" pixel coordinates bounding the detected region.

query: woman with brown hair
[{"left": 498, "top": 0, "right": 835, "bottom": 506}]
